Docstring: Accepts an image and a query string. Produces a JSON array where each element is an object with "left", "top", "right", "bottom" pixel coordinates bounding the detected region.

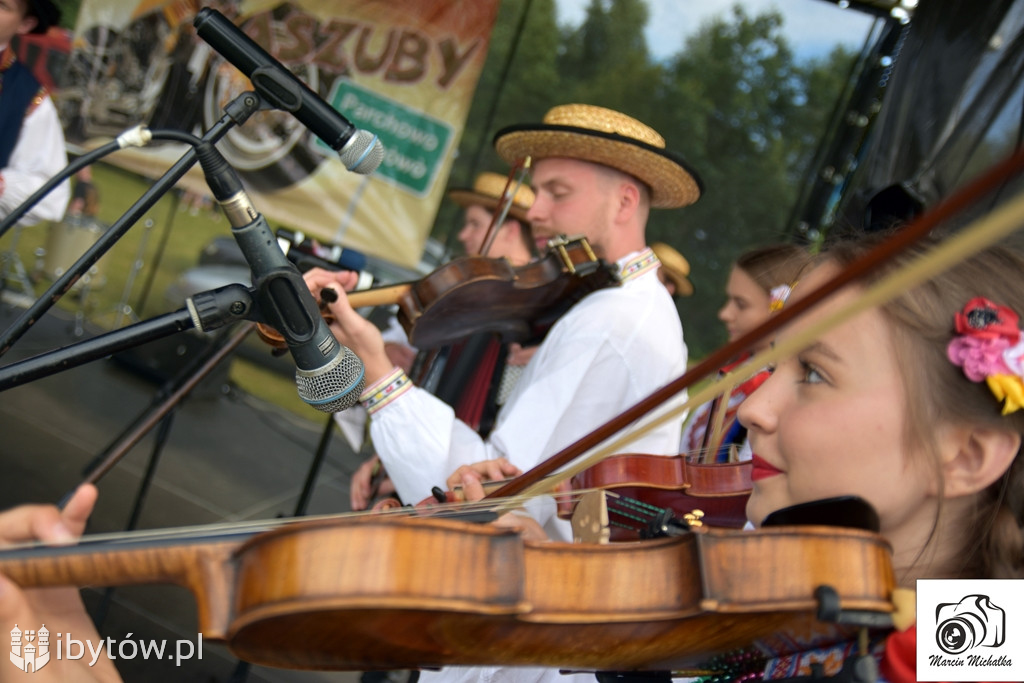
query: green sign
[{"left": 323, "top": 81, "right": 453, "bottom": 196}]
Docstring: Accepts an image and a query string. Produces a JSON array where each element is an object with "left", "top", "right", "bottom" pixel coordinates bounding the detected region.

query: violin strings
[{"left": 0, "top": 485, "right": 624, "bottom": 554}]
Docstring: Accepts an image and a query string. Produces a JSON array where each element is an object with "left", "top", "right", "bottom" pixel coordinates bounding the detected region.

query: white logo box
[{"left": 917, "top": 579, "right": 1024, "bottom": 681}]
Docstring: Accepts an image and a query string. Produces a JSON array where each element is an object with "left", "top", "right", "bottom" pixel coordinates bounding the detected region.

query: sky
[{"left": 555, "top": 0, "right": 881, "bottom": 62}]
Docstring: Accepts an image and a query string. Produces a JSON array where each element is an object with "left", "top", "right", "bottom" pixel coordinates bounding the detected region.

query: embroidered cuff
[{"left": 359, "top": 366, "right": 412, "bottom": 415}]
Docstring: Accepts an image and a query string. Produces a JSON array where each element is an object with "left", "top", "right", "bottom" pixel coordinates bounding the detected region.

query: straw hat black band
[
  {"left": 448, "top": 171, "right": 534, "bottom": 223},
  {"left": 493, "top": 120, "right": 703, "bottom": 209}
]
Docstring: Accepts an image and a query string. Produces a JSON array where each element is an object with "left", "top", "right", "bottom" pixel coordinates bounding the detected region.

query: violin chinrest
[{"left": 760, "top": 496, "right": 880, "bottom": 532}]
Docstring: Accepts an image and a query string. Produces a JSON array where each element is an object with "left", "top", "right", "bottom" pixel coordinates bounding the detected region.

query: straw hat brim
[
  {"left": 447, "top": 189, "right": 531, "bottom": 223},
  {"left": 494, "top": 124, "right": 703, "bottom": 209},
  {"left": 664, "top": 270, "right": 694, "bottom": 297}
]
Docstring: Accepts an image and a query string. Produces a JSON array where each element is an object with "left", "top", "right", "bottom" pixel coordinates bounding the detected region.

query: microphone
[
  {"left": 197, "top": 142, "right": 365, "bottom": 412},
  {"left": 193, "top": 8, "right": 384, "bottom": 175}
]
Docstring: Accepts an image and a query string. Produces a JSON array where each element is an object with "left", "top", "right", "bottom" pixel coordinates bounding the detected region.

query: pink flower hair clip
[{"left": 947, "top": 297, "right": 1024, "bottom": 415}]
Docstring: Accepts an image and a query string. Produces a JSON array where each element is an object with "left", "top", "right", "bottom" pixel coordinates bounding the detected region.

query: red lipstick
[{"left": 751, "top": 454, "right": 783, "bottom": 481}]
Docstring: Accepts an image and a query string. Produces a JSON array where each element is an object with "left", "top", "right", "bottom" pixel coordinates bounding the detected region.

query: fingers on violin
[
  {"left": 492, "top": 457, "right": 523, "bottom": 478},
  {"left": 302, "top": 268, "right": 356, "bottom": 296},
  {"left": 446, "top": 464, "right": 477, "bottom": 492},
  {"left": 350, "top": 458, "right": 377, "bottom": 510},
  {"left": 456, "top": 469, "right": 487, "bottom": 503},
  {"left": 494, "top": 512, "right": 550, "bottom": 542},
  {"left": 0, "top": 485, "right": 96, "bottom": 548},
  {"left": 60, "top": 484, "right": 98, "bottom": 538},
  {"left": 0, "top": 504, "right": 72, "bottom": 547},
  {"left": 350, "top": 477, "right": 370, "bottom": 511}
]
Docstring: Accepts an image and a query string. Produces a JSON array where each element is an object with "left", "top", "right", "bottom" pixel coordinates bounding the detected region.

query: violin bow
[
  {"left": 478, "top": 157, "right": 532, "bottom": 257},
  {"left": 484, "top": 144, "right": 1024, "bottom": 508}
]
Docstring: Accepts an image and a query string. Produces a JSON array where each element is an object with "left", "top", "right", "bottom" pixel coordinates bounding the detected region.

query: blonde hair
[{"left": 825, "top": 232, "right": 1024, "bottom": 579}]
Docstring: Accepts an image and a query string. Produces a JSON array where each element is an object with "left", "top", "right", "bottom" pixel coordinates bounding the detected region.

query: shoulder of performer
[{"left": 26, "top": 85, "right": 50, "bottom": 117}]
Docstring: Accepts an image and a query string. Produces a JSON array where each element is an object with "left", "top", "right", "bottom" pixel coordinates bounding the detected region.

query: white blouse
[{"left": 0, "top": 94, "right": 70, "bottom": 224}]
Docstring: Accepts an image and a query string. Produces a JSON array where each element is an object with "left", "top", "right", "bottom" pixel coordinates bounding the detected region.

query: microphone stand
[
  {"left": 80, "top": 321, "right": 255, "bottom": 629},
  {"left": 0, "top": 92, "right": 263, "bottom": 358},
  {"left": 0, "top": 283, "right": 254, "bottom": 391},
  {"left": 0, "top": 83, "right": 362, "bottom": 681}
]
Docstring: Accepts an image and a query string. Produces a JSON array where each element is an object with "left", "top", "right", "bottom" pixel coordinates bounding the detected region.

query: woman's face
[
  {"left": 718, "top": 266, "right": 772, "bottom": 344},
  {"left": 738, "top": 262, "right": 938, "bottom": 554}
]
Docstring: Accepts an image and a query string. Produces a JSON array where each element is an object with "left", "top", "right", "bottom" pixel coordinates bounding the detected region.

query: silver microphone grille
[
  {"left": 295, "top": 346, "right": 366, "bottom": 412},
  {"left": 339, "top": 130, "right": 384, "bottom": 175}
]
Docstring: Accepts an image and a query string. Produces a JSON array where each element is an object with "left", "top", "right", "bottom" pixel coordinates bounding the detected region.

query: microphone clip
[{"left": 249, "top": 65, "right": 304, "bottom": 115}]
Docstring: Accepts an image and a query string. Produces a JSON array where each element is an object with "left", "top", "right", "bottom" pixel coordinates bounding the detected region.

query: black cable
[
  {"left": 0, "top": 128, "right": 203, "bottom": 241},
  {"left": 0, "top": 115, "right": 242, "bottom": 358}
]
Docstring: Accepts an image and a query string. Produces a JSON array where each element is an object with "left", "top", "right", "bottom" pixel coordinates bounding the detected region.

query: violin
[
  {"left": 256, "top": 235, "right": 620, "bottom": 351},
  {"left": 555, "top": 453, "right": 752, "bottom": 539},
  {"left": 0, "top": 512, "right": 895, "bottom": 672}
]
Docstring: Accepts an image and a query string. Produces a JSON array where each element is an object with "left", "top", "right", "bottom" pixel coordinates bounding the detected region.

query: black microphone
[
  {"left": 193, "top": 8, "right": 383, "bottom": 175},
  {"left": 197, "top": 142, "right": 365, "bottom": 412}
]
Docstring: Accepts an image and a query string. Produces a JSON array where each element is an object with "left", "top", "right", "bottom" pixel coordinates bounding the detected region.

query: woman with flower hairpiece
[
  {"left": 681, "top": 243, "right": 808, "bottom": 463},
  {"left": 448, "top": 230, "right": 1024, "bottom": 681},
  {"left": 730, "top": 231, "right": 1024, "bottom": 682}
]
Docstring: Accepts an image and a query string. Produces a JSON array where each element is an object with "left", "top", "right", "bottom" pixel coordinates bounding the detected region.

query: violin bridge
[{"left": 571, "top": 490, "right": 611, "bottom": 544}]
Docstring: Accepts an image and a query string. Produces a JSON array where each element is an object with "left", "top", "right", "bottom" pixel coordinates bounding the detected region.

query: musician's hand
[
  {"left": 506, "top": 343, "right": 538, "bottom": 367},
  {"left": 302, "top": 267, "right": 393, "bottom": 384},
  {"left": 0, "top": 485, "right": 121, "bottom": 682},
  {"left": 384, "top": 342, "right": 417, "bottom": 374},
  {"left": 445, "top": 458, "right": 523, "bottom": 496},
  {"left": 454, "top": 470, "right": 551, "bottom": 542},
  {"left": 491, "top": 511, "right": 551, "bottom": 543},
  {"left": 349, "top": 455, "right": 396, "bottom": 511}
]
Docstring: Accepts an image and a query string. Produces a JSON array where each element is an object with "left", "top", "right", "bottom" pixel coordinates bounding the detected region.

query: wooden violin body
[
  {"left": 256, "top": 236, "right": 619, "bottom": 351},
  {"left": 0, "top": 514, "right": 893, "bottom": 671},
  {"left": 558, "top": 453, "right": 752, "bottom": 538}
]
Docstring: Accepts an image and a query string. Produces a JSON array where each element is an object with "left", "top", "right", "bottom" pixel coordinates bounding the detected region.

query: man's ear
[
  {"left": 614, "top": 180, "right": 641, "bottom": 221},
  {"left": 939, "top": 425, "right": 1021, "bottom": 498}
]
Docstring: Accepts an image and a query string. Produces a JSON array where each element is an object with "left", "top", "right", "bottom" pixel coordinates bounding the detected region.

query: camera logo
[{"left": 935, "top": 594, "right": 1005, "bottom": 655}]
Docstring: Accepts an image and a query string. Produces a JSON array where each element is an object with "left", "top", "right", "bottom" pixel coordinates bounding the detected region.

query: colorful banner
[{"left": 59, "top": 0, "right": 500, "bottom": 268}]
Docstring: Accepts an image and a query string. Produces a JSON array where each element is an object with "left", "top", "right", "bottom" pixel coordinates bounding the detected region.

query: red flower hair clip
[{"left": 947, "top": 297, "right": 1024, "bottom": 415}]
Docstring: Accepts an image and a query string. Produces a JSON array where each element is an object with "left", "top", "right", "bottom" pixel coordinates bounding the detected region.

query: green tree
[
  {"left": 435, "top": 0, "right": 561, "bottom": 246},
  {"left": 439, "top": 1, "right": 856, "bottom": 357},
  {"left": 648, "top": 6, "right": 853, "bottom": 355}
]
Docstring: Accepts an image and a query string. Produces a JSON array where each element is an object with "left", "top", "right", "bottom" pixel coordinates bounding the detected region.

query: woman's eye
[{"left": 799, "top": 361, "right": 824, "bottom": 384}]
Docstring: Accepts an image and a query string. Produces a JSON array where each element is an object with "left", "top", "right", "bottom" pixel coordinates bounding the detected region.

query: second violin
[{"left": 256, "top": 235, "right": 620, "bottom": 351}]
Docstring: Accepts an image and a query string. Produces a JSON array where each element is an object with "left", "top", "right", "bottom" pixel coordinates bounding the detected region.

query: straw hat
[
  {"left": 493, "top": 104, "right": 702, "bottom": 209},
  {"left": 448, "top": 172, "right": 535, "bottom": 223},
  {"left": 26, "top": 0, "right": 61, "bottom": 34},
  {"left": 651, "top": 242, "right": 694, "bottom": 297}
]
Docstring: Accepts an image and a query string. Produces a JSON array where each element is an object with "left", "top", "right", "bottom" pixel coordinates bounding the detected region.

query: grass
[{"left": 3, "top": 162, "right": 314, "bottom": 419}]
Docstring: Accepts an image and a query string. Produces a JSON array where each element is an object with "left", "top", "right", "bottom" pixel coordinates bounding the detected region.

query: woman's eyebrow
[{"left": 802, "top": 340, "right": 843, "bottom": 363}]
